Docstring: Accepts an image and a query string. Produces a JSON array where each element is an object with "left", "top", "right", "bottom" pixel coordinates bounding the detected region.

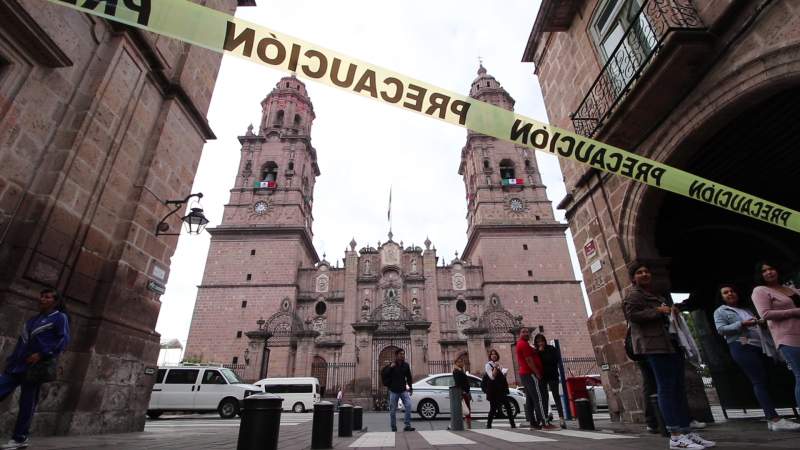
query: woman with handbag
[
  {"left": 0, "top": 289, "right": 70, "bottom": 450},
  {"left": 715, "top": 283, "right": 799, "bottom": 431},
  {"left": 484, "top": 349, "right": 515, "bottom": 429},
  {"left": 452, "top": 357, "right": 472, "bottom": 429}
]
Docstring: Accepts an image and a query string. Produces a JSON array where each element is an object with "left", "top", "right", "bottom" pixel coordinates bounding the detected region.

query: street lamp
[{"left": 155, "top": 193, "right": 209, "bottom": 236}]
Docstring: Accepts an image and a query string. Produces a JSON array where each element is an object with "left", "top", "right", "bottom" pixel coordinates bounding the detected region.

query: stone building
[
  {"left": 523, "top": 0, "right": 800, "bottom": 423},
  {"left": 185, "top": 68, "right": 592, "bottom": 404},
  {"left": 0, "top": 0, "right": 255, "bottom": 436}
]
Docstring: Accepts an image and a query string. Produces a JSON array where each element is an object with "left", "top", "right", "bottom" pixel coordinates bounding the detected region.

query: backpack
[{"left": 480, "top": 373, "right": 490, "bottom": 393}]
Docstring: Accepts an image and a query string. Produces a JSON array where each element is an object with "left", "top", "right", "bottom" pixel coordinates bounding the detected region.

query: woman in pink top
[{"left": 751, "top": 261, "right": 800, "bottom": 408}]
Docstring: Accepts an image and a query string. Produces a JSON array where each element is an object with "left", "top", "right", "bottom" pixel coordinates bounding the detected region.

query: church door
[{"left": 311, "top": 356, "right": 329, "bottom": 397}]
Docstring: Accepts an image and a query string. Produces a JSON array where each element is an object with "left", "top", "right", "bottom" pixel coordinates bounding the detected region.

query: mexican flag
[
  {"left": 255, "top": 181, "right": 277, "bottom": 188},
  {"left": 501, "top": 178, "right": 524, "bottom": 186}
]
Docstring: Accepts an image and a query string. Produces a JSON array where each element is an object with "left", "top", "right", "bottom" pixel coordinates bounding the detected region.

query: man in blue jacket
[{"left": 0, "top": 289, "right": 70, "bottom": 449}]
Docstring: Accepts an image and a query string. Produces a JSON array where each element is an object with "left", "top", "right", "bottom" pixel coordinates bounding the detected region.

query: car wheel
[
  {"left": 293, "top": 402, "right": 305, "bottom": 413},
  {"left": 500, "top": 398, "right": 519, "bottom": 418},
  {"left": 146, "top": 410, "right": 162, "bottom": 419},
  {"left": 417, "top": 399, "right": 438, "bottom": 420},
  {"left": 218, "top": 398, "right": 239, "bottom": 419}
]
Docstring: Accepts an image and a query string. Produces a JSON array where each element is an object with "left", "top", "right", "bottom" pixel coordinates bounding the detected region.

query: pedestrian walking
[
  {"left": 623, "top": 261, "right": 714, "bottom": 449},
  {"left": 452, "top": 356, "right": 472, "bottom": 429},
  {"left": 484, "top": 349, "right": 515, "bottom": 429},
  {"left": 515, "top": 327, "right": 557, "bottom": 430},
  {"left": 752, "top": 261, "right": 800, "bottom": 413},
  {"left": 1, "top": 289, "right": 70, "bottom": 450},
  {"left": 336, "top": 388, "right": 343, "bottom": 412},
  {"left": 715, "top": 283, "right": 799, "bottom": 431},
  {"left": 532, "top": 334, "right": 567, "bottom": 428},
  {"left": 380, "top": 349, "right": 415, "bottom": 432}
]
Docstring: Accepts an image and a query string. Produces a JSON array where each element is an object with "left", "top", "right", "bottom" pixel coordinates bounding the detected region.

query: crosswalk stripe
[
  {"left": 417, "top": 430, "right": 476, "bottom": 445},
  {"left": 541, "top": 430, "right": 636, "bottom": 440},
  {"left": 470, "top": 429, "right": 556, "bottom": 442},
  {"left": 349, "top": 432, "right": 396, "bottom": 447}
]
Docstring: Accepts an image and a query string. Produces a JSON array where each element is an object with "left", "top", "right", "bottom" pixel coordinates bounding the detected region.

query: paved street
[{"left": 22, "top": 411, "right": 800, "bottom": 449}]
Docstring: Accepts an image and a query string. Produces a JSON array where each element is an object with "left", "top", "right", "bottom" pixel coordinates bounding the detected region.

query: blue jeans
[
  {"left": 0, "top": 373, "right": 42, "bottom": 442},
  {"left": 779, "top": 344, "right": 800, "bottom": 408},
  {"left": 729, "top": 342, "right": 778, "bottom": 419},
  {"left": 388, "top": 390, "right": 412, "bottom": 429},
  {"left": 646, "top": 352, "right": 690, "bottom": 433}
]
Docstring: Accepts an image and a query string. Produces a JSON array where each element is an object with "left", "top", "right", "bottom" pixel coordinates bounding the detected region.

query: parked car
[
  {"left": 253, "top": 377, "right": 321, "bottom": 413},
  {"left": 586, "top": 375, "right": 608, "bottom": 411},
  {"left": 407, "top": 373, "right": 526, "bottom": 420},
  {"left": 147, "top": 365, "right": 262, "bottom": 419}
]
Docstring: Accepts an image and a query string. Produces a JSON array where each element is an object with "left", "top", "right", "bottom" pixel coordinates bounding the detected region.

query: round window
[
  {"left": 456, "top": 299, "right": 467, "bottom": 313},
  {"left": 315, "top": 301, "right": 327, "bottom": 316}
]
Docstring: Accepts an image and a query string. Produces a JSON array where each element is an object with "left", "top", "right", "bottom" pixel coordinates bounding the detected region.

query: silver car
[{"left": 407, "top": 373, "right": 526, "bottom": 420}]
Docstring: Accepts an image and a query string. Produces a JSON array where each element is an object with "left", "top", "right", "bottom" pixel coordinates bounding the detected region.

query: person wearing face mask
[
  {"left": 752, "top": 261, "right": 800, "bottom": 415},
  {"left": 714, "top": 283, "right": 798, "bottom": 431},
  {"left": 623, "top": 261, "right": 714, "bottom": 449}
]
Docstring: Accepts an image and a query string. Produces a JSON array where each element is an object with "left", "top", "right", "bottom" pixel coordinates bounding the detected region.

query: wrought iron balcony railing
[{"left": 571, "top": 0, "right": 705, "bottom": 138}]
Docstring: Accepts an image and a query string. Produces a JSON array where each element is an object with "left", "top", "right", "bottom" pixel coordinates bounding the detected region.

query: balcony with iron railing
[{"left": 571, "top": 0, "right": 712, "bottom": 144}]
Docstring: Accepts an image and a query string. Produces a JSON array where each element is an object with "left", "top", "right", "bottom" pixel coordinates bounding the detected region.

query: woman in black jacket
[
  {"left": 452, "top": 357, "right": 472, "bottom": 429},
  {"left": 484, "top": 348, "right": 515, "bottom": 429}
]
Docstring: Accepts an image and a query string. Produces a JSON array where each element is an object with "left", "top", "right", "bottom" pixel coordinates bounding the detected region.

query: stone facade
[
  {"left": 524, "top": 0, "right": 800, "bottom": 423},
  {"left": 185, "top": 70, "right": 592, "bottom": 402},
  {"left": 0, "top": 0, "right": 253, "bottom": 437}
]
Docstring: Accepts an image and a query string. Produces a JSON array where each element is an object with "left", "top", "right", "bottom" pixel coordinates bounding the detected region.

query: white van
[
  {"left": 253, "top": 377, "right": 320, "bottom": 413},
  {"left": 148, "top": 365, "right": 262, "bottom": 419}
]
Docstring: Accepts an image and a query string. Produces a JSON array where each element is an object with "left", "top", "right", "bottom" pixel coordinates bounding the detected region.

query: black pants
[
  {"left": 538, "top": 379, "right": 564, "bottom": 420},
  {"left": 487, "top": 397, "right": 515, "bottom": 428}
]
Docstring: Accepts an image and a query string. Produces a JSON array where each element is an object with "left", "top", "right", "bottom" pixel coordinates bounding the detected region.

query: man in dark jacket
[
  {"left": 1, "top": 289, "right": 70, "bottom": 449},
  {"left": 381, "top": 349, "right": 415, "bottom": 432}
]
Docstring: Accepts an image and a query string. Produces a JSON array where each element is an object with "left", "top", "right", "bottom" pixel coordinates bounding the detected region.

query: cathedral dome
[{"left": 469, "top": 64, "right": 515, "bottom": 111}]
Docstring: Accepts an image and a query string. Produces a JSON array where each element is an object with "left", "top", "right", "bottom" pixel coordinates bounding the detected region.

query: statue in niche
[
  {"left": 411, "top": 257, "right": 418, "bottom": 273},
  {"left": 363, "top": 258, "right": 371, "bottom": 274},
  {"left": 385, "top": 287, "right": 397, "bottom": 303}
]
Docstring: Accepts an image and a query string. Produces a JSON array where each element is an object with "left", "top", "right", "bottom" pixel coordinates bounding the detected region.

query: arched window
[
  {"left": 294, "top": 114, "right": 302, "bottom": 128},
  {"left": 287, "top": 161, "right": 294, "bottom": 171},
  {"left": 261, "top": 161, "right": 278, "bottom": 181},
  {"left": 483, "top": 159, "right": 490, "bottom": 170},
  {"left": 499, "top": 159, "right": 516, "bottom": 180},
  {"left": 524, "top": 159, "right": 531, "bottom": 169},
  {"left": 273, "top": 110, "right": 284, "bottom": 126}
]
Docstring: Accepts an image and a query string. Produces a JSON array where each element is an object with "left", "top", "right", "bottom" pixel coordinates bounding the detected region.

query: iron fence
[
  {"left": 562, "top": 356, "right": 600, "bottom": 377},
  {"left": 571, "top": 0, "right": 705, "bottom": 137},
  {"left": 222, "top": 363, "right": 247, "bottom": 378},
  {"left": 311, "top": 361, "right": 356, "bottom": 398}
]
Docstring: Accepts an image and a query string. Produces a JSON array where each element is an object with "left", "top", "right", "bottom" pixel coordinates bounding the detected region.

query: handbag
[
  {"left": 624, "top": 326, "right": 644, "bottom": 361},
  {"left": 25, "top": 357, "right": 58, "bottom": 384}
]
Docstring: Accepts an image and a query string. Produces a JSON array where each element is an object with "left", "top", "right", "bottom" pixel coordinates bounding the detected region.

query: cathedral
[{"left": 184, "top": 67, "right": 591, "bottom": 402}]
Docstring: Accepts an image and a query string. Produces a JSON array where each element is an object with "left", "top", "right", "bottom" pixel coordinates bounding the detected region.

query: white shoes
[
  {"left": 0, "top": 438, "right": 29, "bottom": 450},
  {"left": 669, "top": 433, "right": 715, "bottom": 449},
  {"left": 769, "top": 418, "right": 800, "bottom": 431},
  {"left": 689, "top": 420, "right": 707, "bottom": 429}
]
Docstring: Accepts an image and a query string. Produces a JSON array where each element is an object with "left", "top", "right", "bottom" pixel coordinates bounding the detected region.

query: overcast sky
[{"left": 155, "top": 0, "right": 591, "bottom": 348}]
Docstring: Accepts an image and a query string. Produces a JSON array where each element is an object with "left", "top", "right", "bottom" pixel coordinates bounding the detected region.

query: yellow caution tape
[{"left": 48, "top": 0, "right": 800, "bottom": 233}]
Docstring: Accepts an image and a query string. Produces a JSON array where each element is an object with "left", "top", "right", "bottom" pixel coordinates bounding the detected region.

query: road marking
[
  {"left": 470, "top": 429, "right": 556, "bottom": 442},
  {"left": 349, "top": 432, "right": 396, "bottom": 447},
  {"left": 418, "top": 430, "right": 476, "bottom": 445},
  {"left": 541, "top": 429, "right": 636, "bottom": 439}
]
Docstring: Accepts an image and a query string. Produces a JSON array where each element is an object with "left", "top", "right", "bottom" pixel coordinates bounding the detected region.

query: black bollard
[
  {"left": 237, "top": 393, "right": 283, "bottom": 450},
  {"left": 338, "top": 404, "right": 354, "bottom": 437},
  {"left": 449, "top": 386, "right": 464, "bottom": 431},
  {"left": 648, "top": 394, "right": 669, "bottom": 437},
  {"left": 311, "top": 401, "right": 334, "bottom": 449},
  {"left": 353, "top": 406, "right": 363, "bottom": 431},
  {"left": 575, "top": 398, "right": 595, "bottom": 430}
]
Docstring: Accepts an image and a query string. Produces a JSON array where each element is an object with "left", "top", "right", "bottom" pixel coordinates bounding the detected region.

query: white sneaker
[
  {"left": 686, "top": 432, "right": 715, "bottom": 448},
  {"left": 689, "top": 420, "right": 707, "bottom": 429},
  {"left": 769, "top": 418, "right": 800, "bottom": 431},
  {"left": 0, "top": 438, "right": 29, "bottom": 450},
  {"left": 669, "top": 435, "right": 704, "bottom": 449}
]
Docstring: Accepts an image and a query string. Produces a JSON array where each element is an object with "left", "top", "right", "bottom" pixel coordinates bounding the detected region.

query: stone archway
[{"left": 311, "top": 355, "right": 328, "bottom": 397}]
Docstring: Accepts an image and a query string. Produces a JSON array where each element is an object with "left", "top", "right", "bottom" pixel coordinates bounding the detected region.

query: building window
[
  {"left": 288, "top": 161, "right": 294, "bottom": 171},
  {"left": 232, "top": 356, "right": 239, "bottom": 364},
  {"left": 499, "top": 159, "right": 516, "bottom": 180},
  {"left": 483, "top": 159, "right": 490, "bottom": 170},
  {"left": 315, "top": 301, "right": 327, "bottom": 316},
  {"left": 273, "top": 110, "right": 284, "bottom": 126},
  {"left": 236, "top": 331, "right": 242, "bottom": 338},
  {"left": 536, "top": 215, "right": 541, "bottom": 220},
  {"left": 533, "top": 295, "right": 539, "bottom": 303},
  {"left": 527, "top": 270, "right": 533, "bottom": 277},
  {"left": 539, "top": 325, "right": 544, "bottom": 333},
  {"left": 456, "top": 299, "right": 467, "bottom": 313},
  {"left": 523, "top": 244, "right": 528, "bottom": 250},
  {"left": 241, "top": 301, "right": 248, "bottom": 308},
  {"left": 260, "top": 161, "right": 278, "bottom": 181},
  {"left": 294, "top": 114, "right": 302, "bottom": 127},
  {"left": 525, "top": 159, "right": 532, "bottom": 169},
  {"left": 590, "top": 0, "right": 656, "bottom": 94},
  {"left": 250, "top": 249, "right": 256, "bottom": 256},
  {"left": 246, "top": 273, "right": 252, "bottom": 281}
]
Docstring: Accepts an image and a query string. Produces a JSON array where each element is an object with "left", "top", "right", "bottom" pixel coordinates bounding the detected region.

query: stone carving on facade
[
  {"left": 480, "top": 295, "right": 517, "bottom": 343},
  {"left": 316, "top": 274, "right": 329, "bottom": 293},
  {"left": 363, "top": 258, "right": 371, "bottom": 274},
  {"left": 382, "top": 244, "right": 400, "bottom": 266},
  {"left": 361, "top": 298, "right": 370, "bottom": 321},
  {"left": 452, "top": 273, "right": 466, "bottom": 291},
  {"left": 455, "top": 313, "right": 471, "bottom": 339},
  {"left": 264, "top": 300, "right": 304, "bottom": 347},
  {"left": 311, "top": 316, "right": 327, "bottom": 337},
  {"left": 410, "top": 257, "right": 418, "bottom": 273}
]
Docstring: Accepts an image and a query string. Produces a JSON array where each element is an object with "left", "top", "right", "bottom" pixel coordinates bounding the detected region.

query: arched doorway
[
  {"left": 374, "top": 346, "right": 401, "bottom": 410},
  {"left": 311, "top": 356, "right": 328, "bottom": 397},
  {"left": 646, "top": 86, "right": 800, "bottom": 413}
]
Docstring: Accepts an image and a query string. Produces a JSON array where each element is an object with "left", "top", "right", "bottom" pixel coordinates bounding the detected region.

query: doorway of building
[{"left": 311, "top": 356, "right": 329, "bottom": 397}]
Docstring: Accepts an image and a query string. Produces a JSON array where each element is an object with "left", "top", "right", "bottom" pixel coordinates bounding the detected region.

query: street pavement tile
[
  {"left": 418, "top": 430, "right": 476, "bottom": 445},
  {"left": 469, "top": 428, "right": 557, "bottom": 442},
  {"left": 541, "top": 429, "right": 637, "bottom": 439},
  {"left": 349, "top": 431, "right": 396, "bottom": 447}
]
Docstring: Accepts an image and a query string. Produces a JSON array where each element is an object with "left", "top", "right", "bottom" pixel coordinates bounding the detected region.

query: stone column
[
  {"left": 463, "top": 326, "right": 488, "bottom": 376},
  {"left": 244, "top": 329, "right": 272, "bottom": 383},
  {"left": 293, "top": 330, "right": 320, "bottom": 377},
  {"left": 351, "top": 322, "right": 377, "bottom": 394},
  {"left": 406, "top": 321, "right": 431, "bottom": 381}
]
